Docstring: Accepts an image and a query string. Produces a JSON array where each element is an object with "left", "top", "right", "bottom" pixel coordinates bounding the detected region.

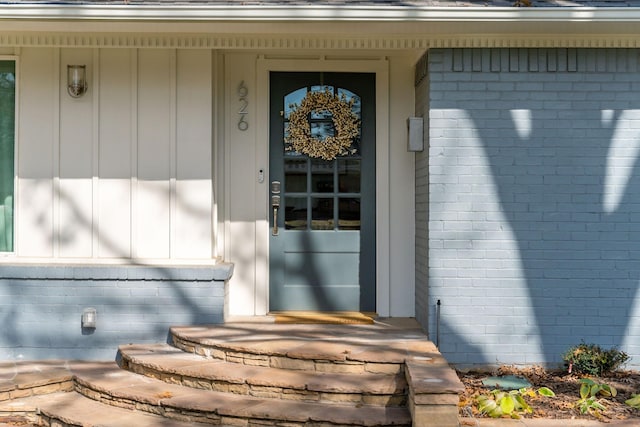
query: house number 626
[{"left": 238, "top": 81, "right": 249, "bottom": 131}]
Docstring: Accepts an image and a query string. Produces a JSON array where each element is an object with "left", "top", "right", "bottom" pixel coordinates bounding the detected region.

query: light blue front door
[{"left": 269, "top": 72, "right": 376, "bottom": 312}]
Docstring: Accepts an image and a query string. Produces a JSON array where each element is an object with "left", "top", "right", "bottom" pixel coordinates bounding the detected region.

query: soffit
[
  {"left": 1, "top": 0, "right": 638, "bottom": 7},
  {"left": 1, "top": 1, "right": 640, "bottom": 48}
]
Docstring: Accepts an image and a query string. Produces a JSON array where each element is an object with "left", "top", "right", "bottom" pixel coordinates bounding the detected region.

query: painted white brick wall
[{"left": 426, "top": 48, "right": 640, "bottom": 368}]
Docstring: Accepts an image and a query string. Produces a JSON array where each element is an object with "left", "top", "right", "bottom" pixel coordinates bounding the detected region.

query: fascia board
[{"left": 0, "top": 5, "right": 639, "bottom": 23}]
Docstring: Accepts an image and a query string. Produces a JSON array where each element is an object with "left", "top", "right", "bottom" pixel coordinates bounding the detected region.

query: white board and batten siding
[{"left": 15, "top": 47, "right": 214, "bottom": 263}]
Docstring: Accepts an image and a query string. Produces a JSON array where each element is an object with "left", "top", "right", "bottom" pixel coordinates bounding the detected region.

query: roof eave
[{"left": 0, "top": 5, "right": 639, "bottom": 23}]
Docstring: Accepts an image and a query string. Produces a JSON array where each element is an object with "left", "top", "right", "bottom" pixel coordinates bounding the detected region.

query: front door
[{"left": 269, "top": 72, "right": 376, "bottom": 312}]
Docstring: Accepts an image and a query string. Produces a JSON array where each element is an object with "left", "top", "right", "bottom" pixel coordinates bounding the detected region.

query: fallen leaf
[{"left": 156, "top": 391, "right": 173, "bottom": 399}]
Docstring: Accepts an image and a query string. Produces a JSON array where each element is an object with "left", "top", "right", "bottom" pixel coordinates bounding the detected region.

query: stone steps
[
  {"left": 0, "top": 319, "right": 464, "bottom": 426},
  {"left": 17, "top": 392, "right": 205, "bottom": 427},
  {"left": 70, "top": 362, "right": 411, "bottom": 426},
  {"left": 166, "top": 321, "right": 463, "bottom": 426},
  {"left": 0, "top": 361, "right": 74, "bottom": 402},
  {"left": 118, "top": 343, "right": 407, "bottom": 406},
  {"left": 170, "top": 322, "right": 439, "bottom": 374}
]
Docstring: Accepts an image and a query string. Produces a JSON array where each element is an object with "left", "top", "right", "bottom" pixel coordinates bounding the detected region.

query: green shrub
[{"left": 562, "top": 342, "right": 629, "bottom": 376}]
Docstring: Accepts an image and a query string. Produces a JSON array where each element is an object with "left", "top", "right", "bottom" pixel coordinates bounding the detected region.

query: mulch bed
[{"left": 457, "top": 365, "right": 640, "bottom": 422}]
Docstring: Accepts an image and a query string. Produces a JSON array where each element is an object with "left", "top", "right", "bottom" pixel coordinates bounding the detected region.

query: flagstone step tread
[
  {"left": 9, "top": 392, "right": 204, "bottom": 427},
  {"left": 170, "top": 321, "right": 444, "bottom": 368},
  {"left": 119, "top": 343, "right": 407, "bottom": 400},
  {"left": 69, "top": 362, "right": 411, "bottom": 426},
  {"left": 0, "top": 360, "right": 74, "bottom": 399}
]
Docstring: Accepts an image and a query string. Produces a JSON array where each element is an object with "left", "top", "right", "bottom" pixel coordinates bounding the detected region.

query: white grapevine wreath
[{"left": 285, "top": 90, "right": 360, "bottom": 160}]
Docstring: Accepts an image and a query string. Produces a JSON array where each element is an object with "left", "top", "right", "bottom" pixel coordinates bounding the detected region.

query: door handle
[
  {"left": 272, "top": 195, "right": 281, "bottom": 236},
  {"left": 271, "top": 181, "right": 281, "bottom": 236}
]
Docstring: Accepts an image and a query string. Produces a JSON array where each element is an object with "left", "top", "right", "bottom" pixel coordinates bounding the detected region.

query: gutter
[{"left": 0, "top": 5, "right": 638, "bottom": 23}]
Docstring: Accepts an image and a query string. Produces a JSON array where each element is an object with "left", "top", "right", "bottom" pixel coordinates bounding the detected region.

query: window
[
  {"left": 282, "top": 84, "right": 362, "bottom": 231},
  {"left": 0, "top": 60, "right": 15, "bottom": 252}
]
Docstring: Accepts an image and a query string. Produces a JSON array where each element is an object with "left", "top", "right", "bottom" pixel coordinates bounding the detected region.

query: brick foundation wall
[
  {"left": 0, "top": 264, "right": 230, "bottom": 360},
  {"left": 426, "top": 48, "right": 640, "bottom": 367}
]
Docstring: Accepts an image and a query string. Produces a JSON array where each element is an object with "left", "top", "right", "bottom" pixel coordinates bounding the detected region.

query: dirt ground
[{"left": 457, "top": 366, "right": 640, "bottom": 423}]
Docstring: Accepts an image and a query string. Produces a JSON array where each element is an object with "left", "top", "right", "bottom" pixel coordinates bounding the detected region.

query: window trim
[{"left": 0, "top": 55, "right": 18, "bottom": 256}]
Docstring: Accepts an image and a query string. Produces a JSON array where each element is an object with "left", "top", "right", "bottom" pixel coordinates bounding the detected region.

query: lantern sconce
[{"left": 67, "top": 65, "right": 88, "bottom": 98}]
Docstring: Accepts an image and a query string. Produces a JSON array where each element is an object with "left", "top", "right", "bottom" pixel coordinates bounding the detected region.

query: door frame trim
[{"left": 256, "top": 57, "right": 390, "bottom": 316}]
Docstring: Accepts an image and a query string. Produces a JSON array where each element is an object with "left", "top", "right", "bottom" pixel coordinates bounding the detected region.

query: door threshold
[
  {"left": 269, "top": 311, "right": 376, "bottom": 325},
  {"left": 224, "top": 315, "right": 278, "bottom": 324}
]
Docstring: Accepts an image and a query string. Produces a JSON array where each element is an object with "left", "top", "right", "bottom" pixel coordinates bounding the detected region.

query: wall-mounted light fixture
[
  {"left": 81, "top": 307, "right": 97, "bottom": 329},
  {"left": 67, "top": 65, "right": 88, "bottom": 98}
]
